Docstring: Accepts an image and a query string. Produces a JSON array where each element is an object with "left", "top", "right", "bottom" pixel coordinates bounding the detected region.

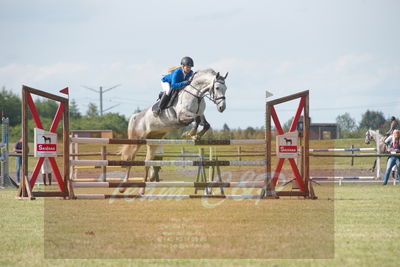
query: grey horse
[
  {"left": 364, "top": 129, "right": 387, "bottom": 173},
  {"left": 119, "top": 68, "right": 228, "bottom": 184}
]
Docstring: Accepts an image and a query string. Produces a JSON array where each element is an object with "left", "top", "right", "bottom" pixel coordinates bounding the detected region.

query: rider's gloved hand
[{"left": 187, "top": 75, "right": 194, "bottom": 85}]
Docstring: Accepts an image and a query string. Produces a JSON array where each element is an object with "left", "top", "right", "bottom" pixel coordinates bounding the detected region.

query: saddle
[{"left": 151, "top": 90, "right": 179, "bottom": 113}]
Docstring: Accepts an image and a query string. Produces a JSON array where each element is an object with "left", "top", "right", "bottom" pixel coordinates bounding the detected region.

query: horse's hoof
[
  {"left": 119, "top": 188, "right": 126, "bottom": 193},
  {"left": 181, "top": 132, "right": 191, "bottom": 139},
  {"left": 191, "top": 135, "right": 200, "bottom": 141}
]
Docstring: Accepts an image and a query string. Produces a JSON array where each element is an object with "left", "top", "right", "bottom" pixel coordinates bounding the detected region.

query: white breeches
[{"left": 161, "top": 81, "right": 171, "bottom": 96}]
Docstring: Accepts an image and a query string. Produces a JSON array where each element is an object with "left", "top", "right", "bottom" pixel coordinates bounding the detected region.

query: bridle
[
  {"left": 182, "top": 73, "right": 226, "bottom": 107},
  {"left": 207, "top": 79, "right": 226, "bottom": 105},
  {"left": 365, "top": 130, "right": 372, "bottom": 144}
]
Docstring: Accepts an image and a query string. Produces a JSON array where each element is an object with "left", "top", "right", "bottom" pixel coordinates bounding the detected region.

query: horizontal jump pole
[
  {"left": 309, "top": 148, "right": 376, "bottom": 152},
  {"left": 309, "top": 153, "right": 400, "bottom": 158},
  {"left": 74, "top": 194, "right": 262, "bottom": 199},
  {"left": 310, "top": 180, "right": 385, "bottom": 185},
  {"left": 71, "top": 152, "right": 266, "bottom": 158},
  {"left": 74, "top": 166, "right": 122, "bottom": 169},
  {"left": 70, "top": 137, "right": 265, "bottom": 145},
  {"left": 74, "top": 191, "right": 304, "bottom": 199},
  {"left": 311, "top": 176, "right": 375, "bottom": 180},
  {"left": 71, "top": 178, "right": 145, "bottom": 182},
  {"left": 70, "top": 159, "right": 266, "bottom": 167},
  {"left": 72, "top": 181, "right": 266, "bottom": 188}
]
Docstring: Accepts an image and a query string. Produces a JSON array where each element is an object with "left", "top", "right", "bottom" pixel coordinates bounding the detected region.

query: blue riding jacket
[{"left": 162, "top": 67, "right": 193, "bottom": 90}]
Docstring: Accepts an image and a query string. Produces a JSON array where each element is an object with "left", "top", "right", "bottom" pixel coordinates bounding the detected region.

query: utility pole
[{"left": 82, "top": 84, "right": 121, "bottom": 116}]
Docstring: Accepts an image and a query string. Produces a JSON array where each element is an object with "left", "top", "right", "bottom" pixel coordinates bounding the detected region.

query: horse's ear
[
  {"left": 216, "top": 72, "right": 220, "bottom": 79},
  {"left": 224, "top": 72, "right": 229, "bottom": 79}
]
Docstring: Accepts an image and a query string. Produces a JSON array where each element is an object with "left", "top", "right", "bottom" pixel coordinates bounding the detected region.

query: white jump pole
[{"left": 376, "top": 130, "right": 381, "bottom": 179}]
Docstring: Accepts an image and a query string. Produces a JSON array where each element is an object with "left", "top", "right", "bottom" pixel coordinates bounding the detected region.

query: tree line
[
  {"left": 335, "top": 111, "right": 393, "bottom": 138},
  {"left": 0, "top": 87, "right": 129, "bottom": 141},
  {"left": 0, "top": 87, "right": 394, "bottom": 141}
]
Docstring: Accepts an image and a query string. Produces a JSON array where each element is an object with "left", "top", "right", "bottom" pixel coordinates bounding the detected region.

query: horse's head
[
  {"left": 210, "top": 72, "right": 228, "bottom": 113},
  {"left": 365, "top": 129, "right": 373, "bottom": 144}
]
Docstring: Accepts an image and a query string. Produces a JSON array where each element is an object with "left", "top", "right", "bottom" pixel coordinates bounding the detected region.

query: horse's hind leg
[
  {"left": 146, "top": 145, "right": 160, "bottom": 182},
  {"left": 141, "top": 166, "right": 150, "bottom": 195},
  {"left": 120, "top": 166, "right": 133, "bottom": 193},
  {"left": 120, "top": 166, "right": 134, "bottom": 193},
  {"left": 119, "top": 145, "right": 140, "bottom": 193},
  {"left": 371, "top": 159, "right": 377, "bottom": 173},
  {"left": 141, "top": 145, "right": 160, "bottom": 194}
]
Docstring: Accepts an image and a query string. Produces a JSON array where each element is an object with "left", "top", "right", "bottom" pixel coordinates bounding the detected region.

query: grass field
[
  {"left": 2, "top": 137, "right": 397, "bottom": 266},
  {"left": 1, "top": 185, "right": 399, "bottom": 266}
]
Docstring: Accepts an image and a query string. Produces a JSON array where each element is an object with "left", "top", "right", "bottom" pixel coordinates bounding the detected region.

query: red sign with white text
[
  {"left": 279, "top": 146, "right": 298, "bottom": 153},
  {"left": 37, "top": 144, "right": 56, "bottom": 152}
]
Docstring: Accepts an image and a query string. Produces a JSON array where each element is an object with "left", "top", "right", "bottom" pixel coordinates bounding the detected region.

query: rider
[
  {"left": 386, "top": 116, "right": 398, "bottom": 137},
  {"left": 153, "top": 56, "right": 194, "bottom": 116}
]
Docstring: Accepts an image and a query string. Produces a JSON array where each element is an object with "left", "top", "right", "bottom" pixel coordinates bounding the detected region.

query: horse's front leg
[
  {"left": 188, "top": 115, "right": 202, "bottom": 138},
  {"left": 119, "top": 145, "right": 140, "bottom": 193},
  {"left": 195, "top": 115, "right": 210, "bottom": 139}
]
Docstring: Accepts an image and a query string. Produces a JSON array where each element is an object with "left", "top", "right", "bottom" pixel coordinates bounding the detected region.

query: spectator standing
[
  {"left": 383, "top": 130, "right": 400, "bottom": 185},
  {"left": 13, "top": 137, "right": 23, "bottom": 183},
  {"left": 41, "top": 158, "right": 52, "bottom": 186}
]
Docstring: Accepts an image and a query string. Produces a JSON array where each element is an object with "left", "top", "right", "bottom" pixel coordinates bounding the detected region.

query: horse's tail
[{"left": 117, "top": 112, "right": 143, "bottom": 161}]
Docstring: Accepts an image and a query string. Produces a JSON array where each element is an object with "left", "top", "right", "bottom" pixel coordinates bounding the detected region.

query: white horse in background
[
  {"left": 119, "top": 69, "right": 228, "bottom": 184},
  {"left": 364, "top": 129, "right": 391, "bottom": 175}
]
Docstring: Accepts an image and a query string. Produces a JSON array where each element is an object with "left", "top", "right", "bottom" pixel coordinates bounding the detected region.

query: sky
[{"left": 1, "top": 0, "right": 399, "bottom": 129}]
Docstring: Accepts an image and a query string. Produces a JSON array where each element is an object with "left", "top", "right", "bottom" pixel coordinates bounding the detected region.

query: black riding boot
[{"left": 154, "top": 92, "right": 169, "bottom": 117}]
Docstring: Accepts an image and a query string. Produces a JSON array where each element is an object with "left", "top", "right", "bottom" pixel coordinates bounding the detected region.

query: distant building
[{"left": 297, "top": 117, "right": 338, "bottom": 140}]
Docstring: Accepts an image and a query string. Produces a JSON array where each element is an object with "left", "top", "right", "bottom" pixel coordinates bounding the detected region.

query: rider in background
[
  {"left": 385, "top": 116, "right": 398, "bottom": 137},
  {"left": 153, "top": 57, "right": 194, "bottom": 116},
  {"left": 383, "top": 129, "right": 400, "bottom": 185}
]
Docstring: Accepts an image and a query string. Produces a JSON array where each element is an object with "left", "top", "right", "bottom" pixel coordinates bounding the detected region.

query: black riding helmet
[{"left": 181, "top": 56, "right": 194, "bottom": 67}]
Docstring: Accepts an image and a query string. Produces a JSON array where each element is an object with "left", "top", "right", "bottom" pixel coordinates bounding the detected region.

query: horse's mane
[
  {"left": 195, "top": 68, "right": 217, "bottom": 78},
  {"left": 191, "top": 69, "right": 217, "bottom": 87}
]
